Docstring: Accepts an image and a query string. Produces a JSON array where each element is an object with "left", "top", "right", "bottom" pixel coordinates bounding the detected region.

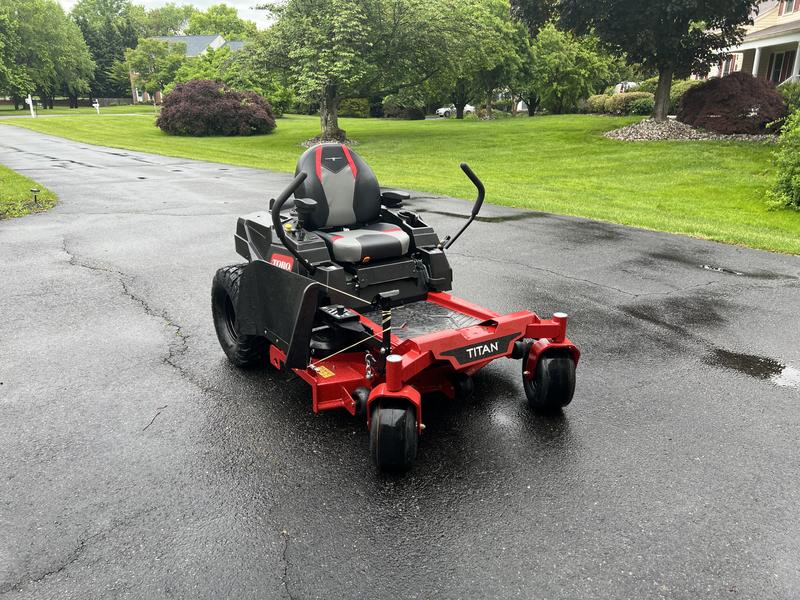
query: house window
[
  {"left": 782, "top": 50, "right": 797, "bottom": 81},
  {"left": 766, "top": 50, "right": 797, "bottom": 83},
  {"left": 770, "top": 53, "right": 784, "bottom": 81},
  {"left": 722, "top": 54, "right": 740, "bottom": 76},
  {"left": 780, "top": 0, "right": 797, "bottom": 15}
]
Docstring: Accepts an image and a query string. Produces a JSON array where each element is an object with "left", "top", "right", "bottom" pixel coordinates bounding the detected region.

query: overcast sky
[{"left": 57, "top": 0, "right": 272, "bottom": 29}]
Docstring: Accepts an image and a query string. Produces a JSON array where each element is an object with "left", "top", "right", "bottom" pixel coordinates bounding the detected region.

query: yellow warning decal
[{"left": 316, "top": 366, "right": 335, "bottom": 378}]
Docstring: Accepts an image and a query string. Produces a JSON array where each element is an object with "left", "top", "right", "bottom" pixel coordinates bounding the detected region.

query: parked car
[
  {"left": 435, "top": 104, "right": 475, "bottom": 118},
  {"left": 613, "top": 81, "right": 640, "bottom": 94}
]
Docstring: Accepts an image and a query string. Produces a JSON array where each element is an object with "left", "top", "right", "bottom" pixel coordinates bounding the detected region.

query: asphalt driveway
[{"left": 1, "top": 126, "right": 799, "bottom": 599}]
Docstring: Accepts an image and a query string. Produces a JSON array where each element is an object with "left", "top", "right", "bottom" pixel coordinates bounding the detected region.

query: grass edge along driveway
[
  {"left": 0, "top": 163, "right": 57, "bottom": 219},
  {"left": 3, "top": 113, "right": 797, "bottom": 254}
]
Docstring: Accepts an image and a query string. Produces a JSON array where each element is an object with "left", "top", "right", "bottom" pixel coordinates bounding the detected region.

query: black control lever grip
[
  {"left": 443, "top": 163, "right": 486, "bottom": 250},
  {"left": 460, "top": 163, "right": 485, "bottom": 217}
]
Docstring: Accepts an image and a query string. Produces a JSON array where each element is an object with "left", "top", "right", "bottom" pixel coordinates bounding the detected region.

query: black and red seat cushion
[
  {"left": 294, "top": 143, "right": 411, "bottom": 263},
  {"left": 316, "top": 223, "right": 411, "bottom": 263}
]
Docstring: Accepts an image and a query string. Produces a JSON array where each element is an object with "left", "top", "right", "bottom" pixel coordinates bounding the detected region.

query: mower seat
[
  {"left": 293, "top": 143, "right": 411, "bottom": 263},
  {"left": 316, "top": 223, "right": 410, "bottom": 263}
]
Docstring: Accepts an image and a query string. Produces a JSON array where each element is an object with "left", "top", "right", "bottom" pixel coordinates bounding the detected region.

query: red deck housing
[{"left": 271, "top": 291, "right": 579, "bottom": 430}]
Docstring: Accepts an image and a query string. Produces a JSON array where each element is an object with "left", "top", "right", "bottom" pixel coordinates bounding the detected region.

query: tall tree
[
  {"left": 0, "top": 10, "right": 14, "bottom": 95},
  {"left": 145, "top": 3, "right": 196, "bottom": 36},
  {"left": 258, "top": 0, "right": 489, "bottom": 139},
  {"left": 516, "top": 23, "right": 617, "bottom": 114},
  {"left": 124, "top": 38, "right": 186, "bottom": 98},
  {"left": 56, "top": 12, "right": 97, "bottom": 106},
  {"left": 0, "top": 0, "right": 94, "bottom": 107},
  {"left": 510, "top": 0, "right": 556, "bottom": 34},
  {"left": 431, "top": 0, "right": 526, "bottom": 119},
  {"left": 470, "top": 0, "right": 527, "bottom": 117},
  {"left": 558, "top": 0, "right": 760, "bottom": 121},
  {"left": 186, "top": 3, "right": 257, "bottom": 39},
  {"left": 71, "top": 0, "right": 145, "bottom": 97}
]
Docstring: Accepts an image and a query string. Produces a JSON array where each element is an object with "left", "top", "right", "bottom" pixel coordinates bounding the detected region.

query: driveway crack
[
  {"left": 0, "top": 530, "right": 98, "bottom": 594},
  {"left": 0, "top": 506, "right": 158, "bottom": 595},
  {"left": 280, "top": 530, "right": 298, "bottom": 600},
  {"left": 60, "top": 237, "right": 217, "bottom": 401}
]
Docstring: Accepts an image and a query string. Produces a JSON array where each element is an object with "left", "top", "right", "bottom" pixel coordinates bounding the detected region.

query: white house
[{"left": 707, "top": 1, "right": 800, "bottom": 84}]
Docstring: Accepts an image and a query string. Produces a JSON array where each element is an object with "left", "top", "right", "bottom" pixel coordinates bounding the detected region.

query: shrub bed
[
  {"left": 629, "top": 96, "right": 655, "bottom": 115},
  {"left": 338, "top": 98, "right": 370, "bottom": 118},
  {"left": 382, "top": 100, "right": 425, "bottom": 120},
  {"left": 157, "top": 80, "right": 277, "bottom": 136},
  {"left": 638, "top": 77, "right": 702, "bottom": 113},
  {"left": 586, "top": 94, "right": 608, "bottom": 113},
  {"left": 769, "top": 110, "right": 800, "bottom": 210},
  {"left": 677, "top": 72, "right": 786, "bottom": 134},
  {"left": 779, "top": 82, "right": 800, "bottom": 114},
  {"left": 604, "top": 92, "right": 655, "bottom": 115}
]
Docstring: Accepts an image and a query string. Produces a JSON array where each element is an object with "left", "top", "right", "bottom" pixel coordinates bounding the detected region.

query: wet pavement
[{"left": 1, "top": 127, "right": 799, "bottom": 599}]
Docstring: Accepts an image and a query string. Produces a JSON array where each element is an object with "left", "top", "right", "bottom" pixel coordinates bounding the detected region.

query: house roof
[
  {"left": 755, "top": 0, "right": 780, "bottom": 17},
  {"left": 744, "top": 20, "right": 800, "bottom": 42},
  {"left": 224, "top": 40, "right": 247, "bottom": 52},
  {"left": 151, "top": 35, "right": 221, "bottom": 57}
]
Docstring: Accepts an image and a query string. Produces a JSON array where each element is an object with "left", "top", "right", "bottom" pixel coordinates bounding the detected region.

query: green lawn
[
  {"left": 0, "top": 164, "right": 57, "bottom": 219},
  {"left": 3, "top": 113, "right": 798, "bottom": 254}
]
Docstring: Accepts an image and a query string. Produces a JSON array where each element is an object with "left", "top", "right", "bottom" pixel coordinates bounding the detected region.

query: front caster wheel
[
  {"left": 212, "top": 265, "right": 268, "bottom": 368},
  {"left": 370, "top": 400, "right": 418, "bottom": 472},
  {"left": 523, "top": 349, "right": 576, "bottom": 413}
]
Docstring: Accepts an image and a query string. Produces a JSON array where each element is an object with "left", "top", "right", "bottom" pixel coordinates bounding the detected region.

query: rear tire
[
  {"left": 212, "top": 264, "right": 268, "bottom": 368},
  {"left": 370, "top": 400, "right": 418, "bottom": 472},
  {"left": 523, "top": 349, "right": 575, "bottom": 413}
]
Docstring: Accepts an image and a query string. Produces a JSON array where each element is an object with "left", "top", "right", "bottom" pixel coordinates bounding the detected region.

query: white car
[
  {"left": 436, "top": 104, "right": 475, "bottom": 118},
  {"left": 613, "top": 81, "right": 640, "bottom": 94}
]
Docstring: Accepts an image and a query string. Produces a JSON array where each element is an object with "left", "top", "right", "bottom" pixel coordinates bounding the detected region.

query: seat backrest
[{"left": 294, "top": 143, "right": 381, "bottom": 230}]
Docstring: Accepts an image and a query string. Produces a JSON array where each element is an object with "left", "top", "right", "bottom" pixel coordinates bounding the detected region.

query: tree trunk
[
  {"left": 523, "top": 95, "right": 539, "bottom": 117},
  {"left": 48, "top": 96, "right": 54, "bottom": 109},
  {"left": 653, "top": 67, "right": 674, "bottom": 122},
  {"left": 12, "top": 96, "right": 20, "bottom": 110},
  {"left": 451, "top": 79, "right": 469, "bottom": 120},
  {"left": 319, "top": 84, "right": 345, "bottom": 141}
]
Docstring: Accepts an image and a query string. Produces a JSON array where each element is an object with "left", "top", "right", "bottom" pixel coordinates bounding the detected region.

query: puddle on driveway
[
  {"left": 704, "top": 348, "right": 800, "bottom": 389},
  {"left": 702, "top": 264, "right": 743, "bottom": 276},
  {"left": 646, "top": 251, "right": 793, "bottom": 280}
]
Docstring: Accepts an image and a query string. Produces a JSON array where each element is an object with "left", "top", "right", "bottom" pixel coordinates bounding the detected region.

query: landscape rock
[{"left": 604, "top": 118, "right": 776, "bottom": 143}]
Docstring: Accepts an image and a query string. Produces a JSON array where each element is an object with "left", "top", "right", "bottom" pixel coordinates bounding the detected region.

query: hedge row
[
  {"left": 585, "top": 92, "right": 655, "bottom": 115},
  {"left": 779, "top": 82, "right": 800, "bottom": 114},
  {"left": 637, "top": 77, "right": 703, "bottom": 113},
  {"left": 770, "top": 109, "right": 800, "bottom": 210}
]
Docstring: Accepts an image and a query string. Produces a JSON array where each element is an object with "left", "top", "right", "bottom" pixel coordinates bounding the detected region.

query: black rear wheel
[
  {"left": 370, "top": 400, "right": 418, "bottom": 472},
  {"left": 212, "top": 264, "right": 268, "bottom": 368},
  {"left": 523, "top": 349, "right": 575, "bottom": 413}
]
